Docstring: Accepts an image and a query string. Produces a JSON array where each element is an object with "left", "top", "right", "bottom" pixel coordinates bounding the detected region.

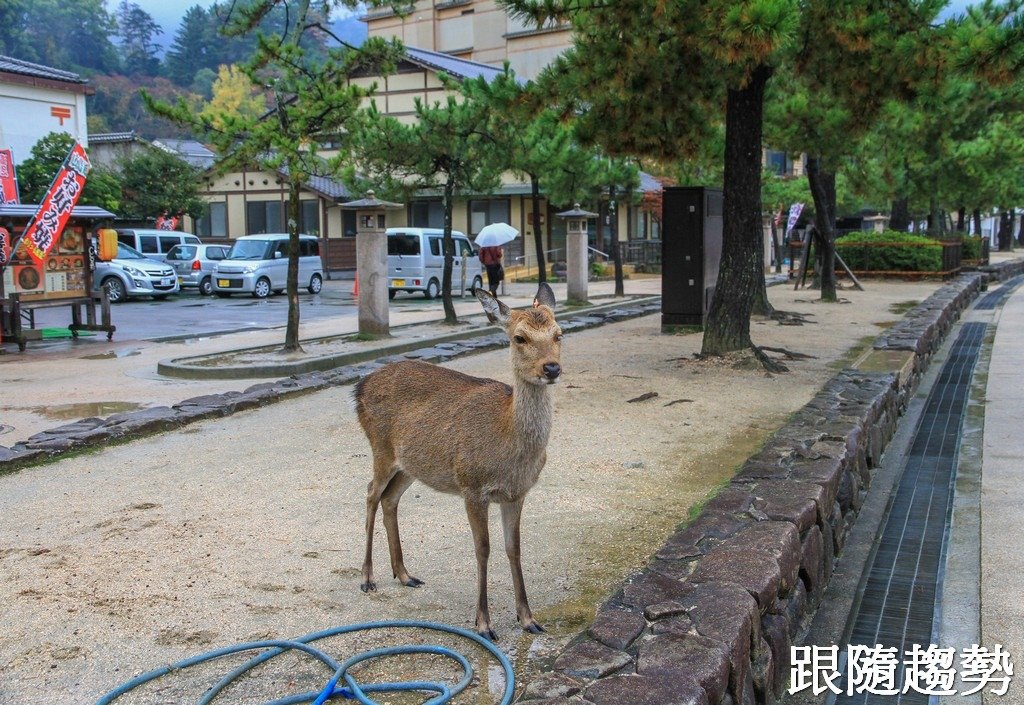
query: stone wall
[{"left": 520, "top": 267, "right": 1023, "bottom": 705}]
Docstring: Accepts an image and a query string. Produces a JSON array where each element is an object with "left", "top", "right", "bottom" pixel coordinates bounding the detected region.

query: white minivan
[
  {"left": 115, "top": 229, "right": 202, "bottom": 262},
  {"left": 387, "top": 228, "right": 483, "bottom": 299},
  {"left": 211, "top": 233, "right": 324, "bottom": 298}
]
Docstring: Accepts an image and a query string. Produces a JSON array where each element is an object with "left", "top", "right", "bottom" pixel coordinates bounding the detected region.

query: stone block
[
  {"left": 760, "top": 613, "right": 791, "bottom": 697},
  {"left": 682, "top": 581, "right": 759, "bottom": 705},
  {"left": 584, "top": 674, "right": 708, "bottom": 705},
  {"left": 588, "top": 607, "right": 647, "bottom": 651},
  {"left": 645, "top": 601, "right": 688, "bottom": 621},
  {"left": 799, "top": 525, "right": 825, "bottom": 604},
  {"left": 688, "top": 549, "right": 781, "bottom": 610},
  {"left": 554, "top": 640, "right": 632, "bottom": 680},
  {"left": 522, "top": 672, "right": 584, "bottom": 701},
  {"left": 720, "top": 522, "right": 801, "bottom": 594},
  {"left": 621, "top": 569, "right": 691, "bottom": 610},
  {"left": 749, "top": 480, "right": 824, "bottom": 532},
  {"left": 637, "top": 632, "right": 730, "bottom": 701}
]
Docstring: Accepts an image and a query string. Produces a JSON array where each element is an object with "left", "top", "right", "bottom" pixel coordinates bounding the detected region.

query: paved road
[{"left": 24, "top": 279, "right": 467, "bottom": 343}]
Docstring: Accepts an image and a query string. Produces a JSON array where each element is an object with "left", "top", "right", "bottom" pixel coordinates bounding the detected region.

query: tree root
[
  {"left": 759, "top": 346, "right": 817, "bottom": 360},
  {"left": 752, "top": 345, "right": 789, "bottom": 373},
  {"left": 770, "top": 309, "right": 815, "bottom": 326}
]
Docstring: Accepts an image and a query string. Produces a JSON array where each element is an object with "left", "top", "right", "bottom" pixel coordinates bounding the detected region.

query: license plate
[
  {"left": 163, "top": 278, "right": 174, "bottom": 286},
  {"left": 392, "top": 279, "right": 405, "bottom": 287},
  {"left": 177, "top": 277, "right": 184, "bottom": 284},
  {"left": 218, "top": 279, "right": 230, "bottom": 287}
]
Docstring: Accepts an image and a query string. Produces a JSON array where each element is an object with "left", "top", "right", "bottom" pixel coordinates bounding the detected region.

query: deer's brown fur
[{"left": 354, "top": 283, "right": 562, "bottom": 639}]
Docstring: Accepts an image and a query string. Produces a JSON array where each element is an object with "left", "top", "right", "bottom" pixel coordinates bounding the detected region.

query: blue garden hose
[{"left": 94, "top": 619, "right": 515, "bottom": 705}]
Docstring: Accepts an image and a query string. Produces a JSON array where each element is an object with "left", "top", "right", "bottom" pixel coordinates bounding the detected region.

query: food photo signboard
[{"left": 1, "top": 225, "right": 87, "bottom": 302}]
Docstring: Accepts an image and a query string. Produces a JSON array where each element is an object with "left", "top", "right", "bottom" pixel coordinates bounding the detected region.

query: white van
[
  {"left": 211, "top": 233, "right": 324, "bottom": 298},
  {"left": 387, "top": 228, "right": 483, "bottom": 299},
  {"left": 115, "top": 229, "right": 202, "bottom": 262}
]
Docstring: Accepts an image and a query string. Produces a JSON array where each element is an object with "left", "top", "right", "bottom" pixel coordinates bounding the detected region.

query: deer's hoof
[
  {"left": 360, "top": 580, "right": 377, "bottom": 593},
  {"left": 402, "top": 577, "right": 425, "bottom": 588},
  {"left": 524, "top": 622, "right": 546, "bottom": 634},
  {"left": 478, "top": 627, "right": 499, "bottom": 642}
]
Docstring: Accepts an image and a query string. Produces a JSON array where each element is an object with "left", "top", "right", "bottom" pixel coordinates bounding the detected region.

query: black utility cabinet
[{"left": 661, "top": 186, "right": 723, "bottom": 329}]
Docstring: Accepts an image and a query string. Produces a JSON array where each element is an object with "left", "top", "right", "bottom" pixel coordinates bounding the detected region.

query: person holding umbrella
[{"left": 474, "top": 222, "right": 519, "bottom": 296}]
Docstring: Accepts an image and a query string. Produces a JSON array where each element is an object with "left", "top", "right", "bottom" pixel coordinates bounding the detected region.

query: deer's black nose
[{"left": 543, "top": 363, "right": 561, "bottom": 380}]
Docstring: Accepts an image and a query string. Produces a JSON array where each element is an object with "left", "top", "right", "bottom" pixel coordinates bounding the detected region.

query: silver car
[
  {"left": 212, "top": 234, "right": 324, "bottom": 299},
  {"left": 166, "top": 243, "right": 230, "bottom": 296},
  {"left": 92, "top": 243, "right": 180, "bottom": 302}
]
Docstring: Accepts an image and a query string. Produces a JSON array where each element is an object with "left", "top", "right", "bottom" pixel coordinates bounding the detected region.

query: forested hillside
[{"left": 0, "top": 0, "right": 366, "bottom": 138}]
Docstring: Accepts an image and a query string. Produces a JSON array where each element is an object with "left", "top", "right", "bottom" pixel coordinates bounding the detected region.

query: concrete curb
[
  {"left": 518, "top": 260, "right": 1024, "bottom": 705},
  {"left": 156, "top": 297, "right": 661, "bottom": 380},
  {"left": 0, "top": 300, "right": 663, "bottom": 473}
]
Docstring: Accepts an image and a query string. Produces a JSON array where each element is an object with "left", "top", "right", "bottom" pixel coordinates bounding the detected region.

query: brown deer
[{"left": 354, "top": 282, "right": 562, "bottom": 640}]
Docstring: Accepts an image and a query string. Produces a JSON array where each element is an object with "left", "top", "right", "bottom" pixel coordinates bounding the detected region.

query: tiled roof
[
  {"left": 0, "top": 204, "right": 114, "bottom": 219},
  {"left": 89, "top": 131, "right": 139, "bottom": 144},
  {"left": 277, "top": 166, "right": 352, "bottom": 200},
  {"left": 403, "top": 46, "right": 507, "bottom": 83},
  {"left": 0, "top": 55, "right": 87, "bottom": 84},
  {"left": 152, "top": 139, "right": 217, "bottom": 169}
]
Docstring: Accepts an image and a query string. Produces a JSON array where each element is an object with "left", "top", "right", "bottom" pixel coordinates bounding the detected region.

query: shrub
[
  {"left": 961, "top": 235, "right": 984, "bottom": 260},
  {"left": 590, "top": 261, "right": 607, "bottom": 277},
  {"left": 836, "top": 231, "right": 942, "bottom": 272}
]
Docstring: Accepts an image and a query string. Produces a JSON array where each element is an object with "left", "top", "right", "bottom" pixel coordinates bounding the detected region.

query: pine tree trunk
[
  {"left": 770, "top": 211, "right": 783, "bottom": 274},
  {"left": 956, "top": 207, "right": 966, "bottom": 232},
  {"left": 973, "top": 209, "right": 982, "bottom": 238},
  {"left": 1017, "top": 212, "right": 1024, "bottom": 246},
  {"left": 441, "top": 176, "right": 458, "bottom": 324},
  {"left": 530, "top": 175, "right": 546, "bottom": 283},
  {"left": 806, "top": 156, "right": 838, "bottom": 302},
  {"left": 890, "top": 198, "right": 910, "bottom": 232},
  {"left": 284, "top": 174, "right": 303, "bottom": 352},
  {"left": 702, "top": 64, "right": 771, "bottom": 356},
  {"left": 609, "top": 183, "right": 625, "bottom": 297}
]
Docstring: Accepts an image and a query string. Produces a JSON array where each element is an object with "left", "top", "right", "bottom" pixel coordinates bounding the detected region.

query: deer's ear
[
  {"left": 475, "top": 287, "right": 511, "bottom": 325},
  {"left": 533, "top": 282, "right": 556, "bottom": 311}
]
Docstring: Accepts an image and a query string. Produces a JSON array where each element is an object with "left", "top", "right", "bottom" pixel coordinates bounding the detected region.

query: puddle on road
[
  {"left": 80, "top": 349, "right": 141, "bottom": 360},
  {"left": 6, "top": 401, "right": 147, "bottom": 420}
]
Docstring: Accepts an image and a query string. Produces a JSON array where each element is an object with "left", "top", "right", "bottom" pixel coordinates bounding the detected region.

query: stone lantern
[
  {"left": 556, "top": 203, "right": 598, "bottom": 304},
  {"left": 341, "top": 190, "right": 402, "bottom": 336}
]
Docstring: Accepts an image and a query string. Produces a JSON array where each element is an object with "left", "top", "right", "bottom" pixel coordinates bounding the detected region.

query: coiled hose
[{"left": 94, "top": 619, "right": 515, "bottom": 705}]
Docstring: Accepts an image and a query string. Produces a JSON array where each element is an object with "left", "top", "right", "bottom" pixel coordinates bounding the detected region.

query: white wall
[{"left": 0, "top": 81, "right": 88, "bottom": 165}]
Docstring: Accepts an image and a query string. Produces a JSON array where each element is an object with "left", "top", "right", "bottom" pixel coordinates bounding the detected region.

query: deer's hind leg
[
  {"left": 361, "top": 445, "right": 398, "bottom": 593},
  {"left": 380, "top": 471, "right": 422, "bottom": 587}
]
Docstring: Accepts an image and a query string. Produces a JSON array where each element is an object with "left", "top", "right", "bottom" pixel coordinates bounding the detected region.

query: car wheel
[
  {"left": 472, "top": 275, "right": 483, "bottom": 293},
  {"left": 215, "top": 292, "right": 232, "bottom": 298},
  {"left": 308, "top": 273, "right": 323, "bottom": 294},
  {"left": 199, "top": 277, "right": 213, "bottom": 296},
  {"left": 103, "top": 276, "right": 127, "bottom": 304},
  {"left": 425, "top": 278, "right": 440, "bottom": 299},
  {"left": 253, "top": 277, "right": 271, "bottom": 298},
  {"left": 388, "top": 289, "right": 397, "bottom": 300}
]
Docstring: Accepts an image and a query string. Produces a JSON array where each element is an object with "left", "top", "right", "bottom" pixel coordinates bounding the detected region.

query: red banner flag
[
  {"left": 15, "top": 142, "right": 91, "bottom": 265},
  {"left": 0, "top": 149, "right": 19, "bottom": 205}
]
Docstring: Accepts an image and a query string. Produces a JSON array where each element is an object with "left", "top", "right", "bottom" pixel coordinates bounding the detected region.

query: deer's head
[{"left": 476, "top": 283, "right": 563, "bottom": 385}]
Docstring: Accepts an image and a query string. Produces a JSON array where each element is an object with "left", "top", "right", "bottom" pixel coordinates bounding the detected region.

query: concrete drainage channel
[{"left": 0, "top": 298, "right": 661, "bottom": 470}]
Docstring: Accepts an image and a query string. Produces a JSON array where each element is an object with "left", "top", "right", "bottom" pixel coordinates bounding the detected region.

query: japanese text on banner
[{"left": 18, "top": 143, "right": 91, "bottom": 264}]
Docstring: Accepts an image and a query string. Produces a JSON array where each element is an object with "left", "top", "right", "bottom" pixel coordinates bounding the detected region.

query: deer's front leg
[
  {"left": 501, "top": 498, "right": 544, "bottom": 634},
  {"left": 465, "top": 497, "right": 497, "bottom": 641}
]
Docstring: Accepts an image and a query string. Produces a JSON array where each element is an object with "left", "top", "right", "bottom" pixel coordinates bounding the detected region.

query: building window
[
  {"left": 469, "top": 199, "right": 510, "bottom": 234},
  {"left": 410, "top": 200, "right": 444, "bottom": 228},
  {"left": 195, "top": 203, "right": 226, "bottom": 238},
  {"left": 300, "top": 200, "right": 319, "bottom": 235},
  {"left": 342, "top": 210, "right": 357, "bottom": 237},
  {"left": 765, "top": 150, "right": 793, "bottom": 176},
  {"left": 246, "top": 200, "right": 284, "bottom": 233}
]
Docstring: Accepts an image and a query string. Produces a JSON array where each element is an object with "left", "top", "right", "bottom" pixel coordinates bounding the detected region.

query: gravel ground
[{"left": 0, "top": 279, "right": 940, "bottom": 704}]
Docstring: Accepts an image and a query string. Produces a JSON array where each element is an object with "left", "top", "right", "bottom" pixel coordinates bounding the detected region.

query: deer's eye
[
  {"left": 554, "top": 333, "right": 563, "bottom": 342},
  {"left": 514, "top": 335, "right": 527, "bottom": 345}
]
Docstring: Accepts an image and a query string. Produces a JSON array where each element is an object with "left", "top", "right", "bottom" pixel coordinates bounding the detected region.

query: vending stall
[{"left": 0, "top": 204, "right": 116, "bottom": 350}]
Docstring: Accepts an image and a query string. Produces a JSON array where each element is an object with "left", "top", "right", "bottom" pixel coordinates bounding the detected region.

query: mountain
[{"left": 328, "top": 15, "right": 368, "bottom": 47}]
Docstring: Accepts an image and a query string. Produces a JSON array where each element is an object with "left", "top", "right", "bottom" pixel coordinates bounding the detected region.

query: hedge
[
  {"left": 961, "top": 235, "right": 984, "bottom": 261},
  {"left": 836, "top": 231, "right": 942, "bottom": 272}
]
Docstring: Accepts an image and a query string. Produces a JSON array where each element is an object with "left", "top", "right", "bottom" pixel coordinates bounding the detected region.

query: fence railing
[{"left": 618, "top": 240, "right": 662, "bottom": 266}]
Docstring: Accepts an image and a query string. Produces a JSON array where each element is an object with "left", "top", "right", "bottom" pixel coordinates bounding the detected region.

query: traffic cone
[{"left": 352, "top": 273, "right": 359, "bottom": 298}]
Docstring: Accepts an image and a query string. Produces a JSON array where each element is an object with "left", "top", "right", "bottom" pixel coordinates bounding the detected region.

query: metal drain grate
[
  {"left": 836, "top": 322, "right": 987, "bottom": 705},
  {"left": 974, "top": 275, "right": 1024, "bottom": 310}
]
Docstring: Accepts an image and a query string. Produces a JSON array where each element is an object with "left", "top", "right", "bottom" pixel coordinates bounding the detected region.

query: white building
[{"left": 0, "top": 55, "right": 90, "bottom": 165}]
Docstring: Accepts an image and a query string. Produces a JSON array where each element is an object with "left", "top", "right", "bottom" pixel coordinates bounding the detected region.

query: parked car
[
  {"left": 165, "top": 243, "right": 230, "bottom": 296},
  {"left": 93, "top": 243, "right": 180, "bottom": 303},
  {"left": 115, "top": 229, "right": 202, "bottom": 262},
  {"left": 211, "top": 233, "right": 324, "bottom": 299},
  {"left": 387, "top": 228, "right": 483, "bottom": 299}
]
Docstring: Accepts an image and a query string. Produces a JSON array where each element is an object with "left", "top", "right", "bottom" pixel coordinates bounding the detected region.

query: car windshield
[
  {"left": 166, "top": 245, "right": 196, "bottom": 260},
  {"left": 116, "top": 243, "right": 146, "bottom": 260},
  {"left": 226, "top": 240, "right": 273, "bottom": 260}
]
